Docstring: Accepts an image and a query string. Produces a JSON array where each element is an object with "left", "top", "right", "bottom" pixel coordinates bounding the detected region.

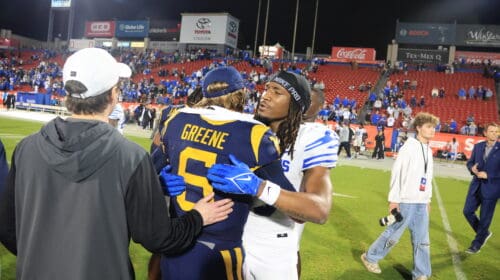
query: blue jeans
[{"left": 366, "top": 203, "right": 431, "bottom": 279}]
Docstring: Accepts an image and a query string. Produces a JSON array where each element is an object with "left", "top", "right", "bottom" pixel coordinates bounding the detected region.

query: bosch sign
[{"left": 396, "top": 22, "right": 455, "bottom": 45}]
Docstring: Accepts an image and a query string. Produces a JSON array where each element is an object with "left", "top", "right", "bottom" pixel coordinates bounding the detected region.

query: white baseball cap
[{"left": 63, "top": 48, "right": 132, "bottom": 99}]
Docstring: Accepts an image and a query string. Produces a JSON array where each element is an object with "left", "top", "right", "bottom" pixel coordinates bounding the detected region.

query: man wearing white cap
[{"left": 0, "top": 48, "right": 233, "bottom": 280}]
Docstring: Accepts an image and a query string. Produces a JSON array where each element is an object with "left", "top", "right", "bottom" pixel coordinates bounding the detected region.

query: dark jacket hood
[{"left": 37, "top": 117, "right": 123, "bottom": 182}]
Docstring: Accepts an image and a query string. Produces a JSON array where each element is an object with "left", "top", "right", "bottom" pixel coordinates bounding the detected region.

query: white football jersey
[{"left": 243, "top": 122, "right": 339, "bottom": 257}]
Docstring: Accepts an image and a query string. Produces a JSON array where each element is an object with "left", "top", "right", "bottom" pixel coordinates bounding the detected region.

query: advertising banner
[
  {"left": 69, "top": 39, "right": 95, "bottom": 51},
  {"left": 396, "top": 22, "right": 455, "bottom": 45},
  {"left": 324, "top": 121, "right": 484, "bottom": 159},
  {"left": 429, "top": 133, "right": 485, "bottom": 159},
  {"left": 456, "top": 24, "right": 500, "bottom": 47},
  {"left": 330, "top": 46, "right": 376, "bottom": 62},
  {"left": 455, "top": 51, "right": 500, "bottom": 65},
  {"left": 51, "top": 0, "right": 71, "bottom": 8},
  {"left": 149, "top": 20, "right": 180, "bottom": 40},
  {"left": 115, "top": 20, "right": 149, "bottom": 38},
  {"left": 398, "top": 48, "right": 449, "bottom": 64},
  {"left": 85, "top": 21, "right": 115, "bottom": 38},
  {"left": 225, "top": 15, "right": 239, "bottom": 49},
  {"left": 180, "top": 13, "right": 239, "bottom": 48}
]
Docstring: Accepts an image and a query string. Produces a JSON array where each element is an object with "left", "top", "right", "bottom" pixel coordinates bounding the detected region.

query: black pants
[
  {"left": 338, "top": 142, "right": 351, "bottom": 158},
  {"left": 372, "top": 143, "right": 384, "bottom": 159}
]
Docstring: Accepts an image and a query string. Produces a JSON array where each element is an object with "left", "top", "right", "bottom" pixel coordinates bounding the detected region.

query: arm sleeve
[
  {"left": 125, "top": 155, "right": 203, "bottom": 255},
  {"left": 388, "top": 144, "right": 408, "bottom": 203},
  {"left": 466, "top": 144, "right": 477, "bottom": 175},
  {"left": 0, "top": 151, "right": 17, "bottom": 255}
]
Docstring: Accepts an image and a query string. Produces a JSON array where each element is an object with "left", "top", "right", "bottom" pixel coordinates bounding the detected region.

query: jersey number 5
[{"left": 177, "top": 147, "right": 216, "bottom": 211}]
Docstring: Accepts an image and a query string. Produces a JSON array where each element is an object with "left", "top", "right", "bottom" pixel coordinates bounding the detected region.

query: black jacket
[{"left": 0, "top": 117, "right": 202, "bottom": 280}]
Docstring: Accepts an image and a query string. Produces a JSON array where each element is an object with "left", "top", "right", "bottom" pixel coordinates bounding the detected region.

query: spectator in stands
[
  {"left": 441, "top": 122, "right": 450, "bottom": 133},
  {"left": 468, "top": 86, "right": 476, "bottom": 100},
  {"left": 460, "top": 124, "right": 470, "bottom": 135},
  {"left": 458, "top": 87, "right": 466, "bottom": 100},
  {"left": 387, "top": 114, "right": 395, "bottom": 128},
  {"left": 410, "top": 95, "right": 417, "bottom": 108},
  {"left": 373, "top": 99, "right": 382, "bottom": 110},
  {"left": 435, "top": 121, "right": 441, "bottom": 132},
  {"left": 314, "top": 80, "right": 325, "bottom": 91},
  {"left": 419, "top": 96, "right": 426, "bottom": 108},
  {"left": 449, "top": 119, "right": 458, "bottom": 134},
  {"left": 469, "top": 122, "right": 478, "bottom": 136},
  {"left": 439, "top": 87, "right": 446, "bottom": 98},
  {"left": 371, "top": 110, "right": 381, "bottom": 125},
  {"left": 431, "top": 87, "right": 439, "bottom": 98},
  {"left": 467, "top": 115, "right": 475, "bottom": 125},
  {"left": 410, "top": 79, "right": 418, "bottom": 90},
  {"left": 484, "top": 88, "right": 493, "bottom": 100},
  {"left": 477, "top": 86, "right": 485, "bottom": 100}
]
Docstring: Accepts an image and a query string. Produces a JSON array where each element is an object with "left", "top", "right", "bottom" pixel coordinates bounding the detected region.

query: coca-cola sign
[
  {"left": 85, "top": 21, "right": 115, "bottom": 38},
  {"left": 331, "top": 47, "right": 376, "bottom": 62},
  {"left": 456, "top": 24, "right": 500, "bottom": 47}
]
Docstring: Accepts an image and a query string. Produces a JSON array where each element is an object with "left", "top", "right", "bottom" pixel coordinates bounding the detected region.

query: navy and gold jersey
[
  {"left": 161, "top": 106, "right": 281, "bottom": 243},
  {"left": 158, "top": 104, "right": 186, "bottom": 135}
]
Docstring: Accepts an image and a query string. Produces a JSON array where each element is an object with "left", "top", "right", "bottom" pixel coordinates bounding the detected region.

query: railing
[{"left": 14, "top": 102, "right": 71, "bottom": 116}]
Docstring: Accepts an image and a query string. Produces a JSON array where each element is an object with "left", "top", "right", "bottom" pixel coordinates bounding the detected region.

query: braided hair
[
  {"left": 259, "top": 96, "right": 303, "bottom": 159},
  {"left": 279, "top": 98, "right": 302, "bottom": 159}
]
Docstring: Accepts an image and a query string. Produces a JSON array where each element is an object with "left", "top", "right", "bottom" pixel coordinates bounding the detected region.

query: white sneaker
[
  {"left": 483, "top": 231, "right": 493, "bottom": 247},
  {"left": 361, "top": 253, "right": 381, "bottom": 274}
]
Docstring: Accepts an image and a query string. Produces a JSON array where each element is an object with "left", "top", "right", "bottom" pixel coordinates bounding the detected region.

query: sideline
[
  {"left": 433, "top": 178, "right": 467, "bottom": 280},
  {"left": 332, "top": 192, "right": 357, "bottom": 199}
]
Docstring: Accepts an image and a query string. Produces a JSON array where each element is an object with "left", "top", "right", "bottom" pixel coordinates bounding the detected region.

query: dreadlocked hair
[
  {"left": 276, "top": 98, "right": 303, "bottom": 159},
  {"left": 193, "top": 82, "right": 246, "bottom": 112}
]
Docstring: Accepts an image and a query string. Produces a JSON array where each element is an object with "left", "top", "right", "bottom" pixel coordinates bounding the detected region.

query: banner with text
[
  {"left": 180, "top": 14, "right": 239, "bottom": 48},
  {"left": 330, "top": 46, "right": 376, "bottom": 63},
  {"left": 115, "top": 20, "right": 149, "bottom": 38},
  {"left": 69, "top": 39, "right": 95, "bottom": 51},
  {"left": 455, "top": 51, "right": 500, "bottom": 65},
  {"left": 85, "top": 21, "right": 115, "bottom": 38},
  {"left": 149, "top": 20, "right": 180, "bottom": 40},
  {"left": 398, "top": 48, "right": 449, "bottom": 64},
  {"left": 396, "top": 22, "right": 456, "bottom": 45},
  {"left": 456, "top": 24, "right": 500, "bottom": 47},
  {"left": 51, "top": 0, "right": 71, "bottom": 8}
]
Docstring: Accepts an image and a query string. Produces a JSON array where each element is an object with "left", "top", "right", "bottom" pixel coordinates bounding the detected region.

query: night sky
[{"left": 1, "top": 0, "right": 499, "bottom": 58}]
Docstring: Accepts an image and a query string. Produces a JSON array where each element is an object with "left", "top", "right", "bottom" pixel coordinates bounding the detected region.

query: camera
[{"left": 379, "top": 208, "right": 403, "bottom": 226}]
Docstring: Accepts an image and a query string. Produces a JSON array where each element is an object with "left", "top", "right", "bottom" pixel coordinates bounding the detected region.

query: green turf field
[{"left": 1, "top": 116, "right": 499, "bottom": 279}]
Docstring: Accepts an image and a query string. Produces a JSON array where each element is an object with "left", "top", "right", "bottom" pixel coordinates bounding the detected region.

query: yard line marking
[
  {"left": 332, "top": 192, "right": 357, "bottom": 199},
  {"left": 433, "top": 178, "right": 467, "bottom": 280}
]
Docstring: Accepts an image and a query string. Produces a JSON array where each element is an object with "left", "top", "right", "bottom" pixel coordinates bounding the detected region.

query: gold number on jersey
[{"left": 177, "top": 147, "right": 216, "bottom": 210}]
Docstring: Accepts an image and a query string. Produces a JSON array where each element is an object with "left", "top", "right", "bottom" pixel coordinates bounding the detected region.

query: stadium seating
[{"left": 390, "top": 71, "right": 498, "bottom": 125}]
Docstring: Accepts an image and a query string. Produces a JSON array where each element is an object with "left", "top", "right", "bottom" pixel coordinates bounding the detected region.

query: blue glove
[
  {"left": 207, "top": 154, "right": 263, "bottom": 196},
  {"left": 159, "top": 165, "right": 186, "bottom": 197}
]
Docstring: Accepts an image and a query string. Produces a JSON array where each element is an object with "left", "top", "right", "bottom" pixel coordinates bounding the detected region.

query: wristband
[{"left": 258, "top": 181, "right": 281, "bottom": 205}]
